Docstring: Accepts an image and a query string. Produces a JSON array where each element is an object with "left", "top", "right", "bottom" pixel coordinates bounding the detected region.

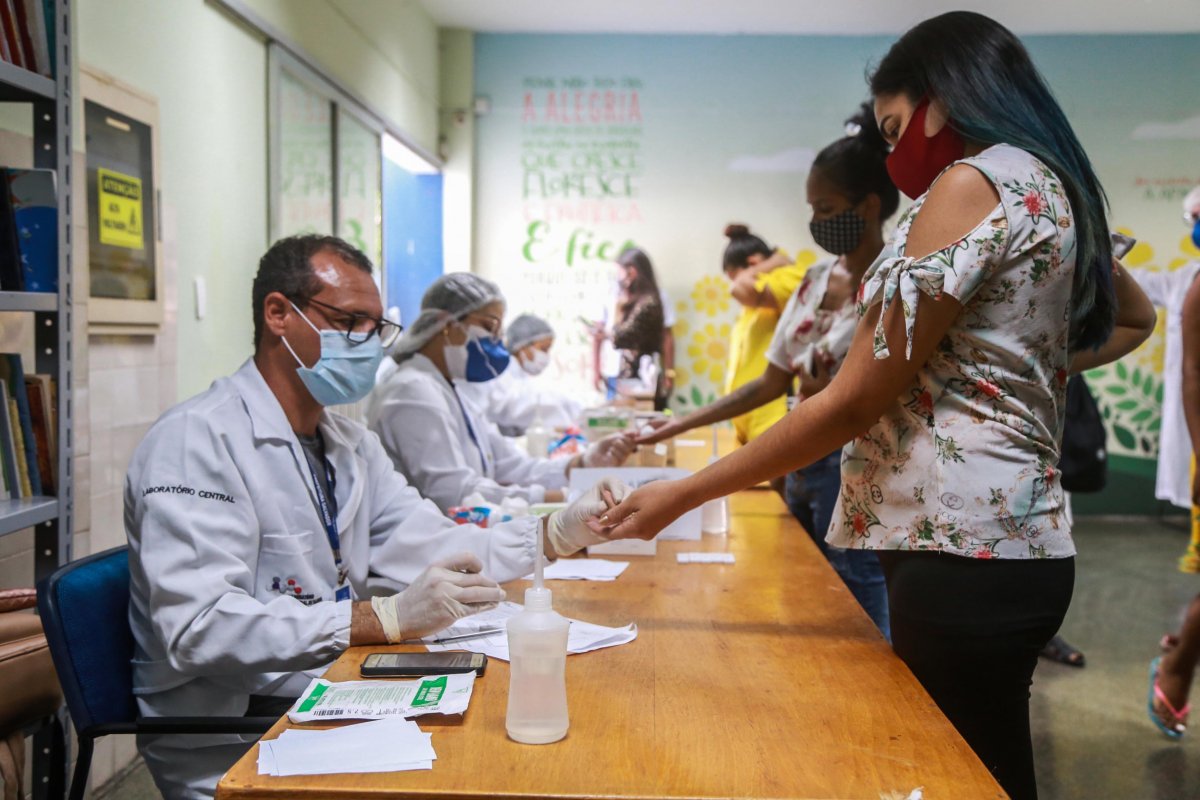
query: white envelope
[{"left": 569, "top": 467, "right": 702, "bottom": 541}]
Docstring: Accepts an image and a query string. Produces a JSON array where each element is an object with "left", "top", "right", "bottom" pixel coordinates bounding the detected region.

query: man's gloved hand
[
  {"left": 582, "top": 432, "right": 636, "bottom": 468},
  {"left": 545, "top": 477, "right": 630, "bottom": 557},
  {"left": 370, "top": 552, "right": 506, "bottom": 642}
]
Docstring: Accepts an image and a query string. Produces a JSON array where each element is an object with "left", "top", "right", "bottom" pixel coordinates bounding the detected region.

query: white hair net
[
  {"left": 506, "top": 314, "right": 555, "bottom": 353},
  {"left": 391, "top": 272, "right": 505, "bottom": 359}
]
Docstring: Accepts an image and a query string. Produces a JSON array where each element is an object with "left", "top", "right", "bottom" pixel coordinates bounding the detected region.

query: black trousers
[{"left": 877, "top": 551, "right": 1075, "bottom": 800}]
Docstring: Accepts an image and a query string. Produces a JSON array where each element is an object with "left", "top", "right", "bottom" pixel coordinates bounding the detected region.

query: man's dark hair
[{"left": 252, "top": 234, "right": 374, "bottom": 348}]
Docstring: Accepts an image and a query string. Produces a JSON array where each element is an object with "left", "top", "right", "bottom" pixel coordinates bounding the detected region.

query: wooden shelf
[
  {"left": 0, "top": 60, "right": 54, "bottom": 102},
  {"left": 0, "top": 496, "right": 57, "bottom": 537}
]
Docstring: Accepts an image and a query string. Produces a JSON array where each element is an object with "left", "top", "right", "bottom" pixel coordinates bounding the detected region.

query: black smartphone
[{"left": 360, "top": 651, "right": 487, "bottom": 678}]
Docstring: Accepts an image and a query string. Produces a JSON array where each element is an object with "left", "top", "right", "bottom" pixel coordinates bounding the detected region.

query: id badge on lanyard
[
  {"left": 304, "top": 454, "right": 351, "bottom": 602},
  {"left": 452, "top": 387, "right": 491, "bottom": 475}
]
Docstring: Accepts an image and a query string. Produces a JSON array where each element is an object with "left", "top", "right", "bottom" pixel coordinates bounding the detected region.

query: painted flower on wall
[
  {"left": 687, "top": 322, "right": 732, "bottom": 385},
  {"left": 691, "top": 276, "right": 730, "bottom": 317}
]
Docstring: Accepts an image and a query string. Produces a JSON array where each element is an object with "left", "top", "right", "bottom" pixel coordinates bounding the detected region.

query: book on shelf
[
  {"left": 23, "top": 374, "right": 52, "bottom": 494},
  {"left": 0, "top": 0, "right": 53, "bottom": 78},
  {"left": 0, "top": 380, "right": 13, "bottom": 498},
  {"left": 0, "top": 353, "right": 40, "bottom": 496},
  {"left": 15, "top": 0, "right": 47, "bottom": 77},
  {"left": 5, "top": 168, "right": 56, "bottom": 291},
  {"left": 0, "top": 0, "right": 26, "bottom": 71},
  {"left": 7, "top": 396, "right": 28, "bottom": 497}
]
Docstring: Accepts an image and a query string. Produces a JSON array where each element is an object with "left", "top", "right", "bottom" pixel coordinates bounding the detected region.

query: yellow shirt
[{"left": 725, "top": 258, "right": 807, "bottom": 444}]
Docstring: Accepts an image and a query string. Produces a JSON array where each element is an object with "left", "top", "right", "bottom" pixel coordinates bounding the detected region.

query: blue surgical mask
[
  {"left": 283, "top": 301, "right": 384, "bottom": 405},
  {"left": 1192, "top": 218, "right": 1200, "bottom": 251},
  {"left": 464, "top": 325, "right": 510, "bottom": 383}
]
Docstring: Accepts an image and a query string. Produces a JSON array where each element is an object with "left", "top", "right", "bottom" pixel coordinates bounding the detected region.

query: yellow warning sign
[{"left": 97, "top": 168, "right": 144, "bottom": 250}]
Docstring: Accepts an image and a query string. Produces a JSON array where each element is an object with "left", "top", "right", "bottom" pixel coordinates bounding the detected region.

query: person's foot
[
  {"left": 1151, "top": 656, "right": 1191, "bottom": 738},
  {"left": 1039, "top": 634, "right": 1085, "bottom": 667}
]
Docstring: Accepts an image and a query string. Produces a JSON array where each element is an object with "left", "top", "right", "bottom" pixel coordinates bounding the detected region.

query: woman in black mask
[{"left": 641, "top": 103, "right": 898, "bottom": 637}]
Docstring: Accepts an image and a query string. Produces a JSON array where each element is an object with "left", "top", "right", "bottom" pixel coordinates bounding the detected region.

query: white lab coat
[
  {"left": 457, "top": 361, "right": 582, "bottom": 435},
  {"left": 366, "top": 354, "right": 569, "bottom": 511},
  {"left": 126, "top": 359, "right": 540, "bottom": 799},
  {"left": 1133, "top": 262, "right": 1200, "bottom": 508}
]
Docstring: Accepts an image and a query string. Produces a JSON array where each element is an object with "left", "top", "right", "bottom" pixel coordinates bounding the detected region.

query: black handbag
[{"left": 1058, "top": 374, "right": 1107, "bottom": 493}]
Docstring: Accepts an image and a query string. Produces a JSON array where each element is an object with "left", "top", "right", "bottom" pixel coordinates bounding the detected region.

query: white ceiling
[{"left": 421, "top": 0, "right": 1200, "bottom": 35}]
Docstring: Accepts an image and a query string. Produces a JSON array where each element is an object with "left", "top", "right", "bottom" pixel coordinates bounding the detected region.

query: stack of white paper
[
  {"left": 522, "top": 559, "right": 628, "bottom": 581},
  {"left": 424, "top": 601, "right": 637, "bottom": 662},
  {"left": 257, "top": 718, "right": 435, "bottom": 776}
]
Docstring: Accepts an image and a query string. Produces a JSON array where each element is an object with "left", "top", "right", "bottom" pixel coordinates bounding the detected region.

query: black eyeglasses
[{"left": 302, "top": 297, "right": 404, "bottom": 347}]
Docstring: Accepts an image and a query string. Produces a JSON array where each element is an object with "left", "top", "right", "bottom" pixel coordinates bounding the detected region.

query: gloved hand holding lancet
[
  {"left": 546, "top": 477, "right": 630, "bottom": 557},
  {"left": 371, "top": 552, "right": 506, "bottom": 643}
]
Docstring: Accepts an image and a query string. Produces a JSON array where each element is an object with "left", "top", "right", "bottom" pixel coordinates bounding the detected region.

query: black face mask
[{"left": 809, "top": 208, "right": 866, "bottom": 256}]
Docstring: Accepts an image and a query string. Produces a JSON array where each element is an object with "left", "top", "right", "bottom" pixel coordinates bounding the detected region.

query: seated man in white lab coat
[
  {"left": 458, "top": 313, "right": 582, "bottom": 436},
  {"left": 126, "top": 235, "right": 625, "bottom": 800},
  {"left": 367, "top": 273, "right": 633, "bottom": 513}
]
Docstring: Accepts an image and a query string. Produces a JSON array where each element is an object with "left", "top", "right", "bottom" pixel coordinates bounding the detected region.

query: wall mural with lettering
[{"left": 474, "top": 33, "right": 1200, "bottom": 512}]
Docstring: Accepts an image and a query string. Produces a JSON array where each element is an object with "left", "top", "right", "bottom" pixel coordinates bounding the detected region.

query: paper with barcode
[{"left": 287, "top": 673, "right": 475, "bottom": 723}]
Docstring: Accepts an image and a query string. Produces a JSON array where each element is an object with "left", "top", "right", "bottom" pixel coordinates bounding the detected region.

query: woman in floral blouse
[
  {"left": 602, "top": 12, "right": 1155, "bottom": 800},
  {"left": 640, "top": 104, "right": 898, "bottom": 638}
]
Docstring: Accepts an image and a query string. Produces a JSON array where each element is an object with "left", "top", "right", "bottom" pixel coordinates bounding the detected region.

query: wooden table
[{"left": 217, "top": 430, "right": 1006, "bottom": 800}]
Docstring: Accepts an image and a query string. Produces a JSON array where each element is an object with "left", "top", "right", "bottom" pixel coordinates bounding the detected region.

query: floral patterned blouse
[
  {"left": 826, "top": 144, "right": 1077, "bottom": 559},
  {"left": 765, "top": 259, "right": 859, "bottom": 384}
]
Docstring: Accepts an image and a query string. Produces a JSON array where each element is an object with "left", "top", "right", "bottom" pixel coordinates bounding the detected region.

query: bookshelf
[{"left": 0, "top": 1, "right": 72, "bottom": 798}]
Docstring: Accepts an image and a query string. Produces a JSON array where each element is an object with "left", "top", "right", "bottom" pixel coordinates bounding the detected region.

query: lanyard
[
  {"left": 302, "top": 449, "right": 350, "bottom": 602},
  {"left": 451, "top": 385, "right": 492, "bottom": 476}
]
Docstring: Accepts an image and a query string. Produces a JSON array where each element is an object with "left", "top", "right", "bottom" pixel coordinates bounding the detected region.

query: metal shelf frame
[{"left": 0, "top": 2, "right": 73, "bottom": 798}]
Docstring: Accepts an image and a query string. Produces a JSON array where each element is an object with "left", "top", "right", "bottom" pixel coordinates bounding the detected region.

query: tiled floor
[{"left": 99, "top": 517, "right": 1200, "bottom": 800}]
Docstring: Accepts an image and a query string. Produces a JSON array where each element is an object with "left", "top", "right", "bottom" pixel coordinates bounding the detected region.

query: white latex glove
[
  {"left": 370, "top": 552, "right": 506, "bottom": 642},
  {"left": 582, "top": 432, "right": 635, "bottom": 468},
  {"left": 545, "top": 477, "right": 631, "bottom": 557}
]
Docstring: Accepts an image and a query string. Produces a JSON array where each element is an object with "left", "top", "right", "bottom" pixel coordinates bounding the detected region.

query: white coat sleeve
[
  {"left": 485, "top": 422, "right": 569, "bottom": 496},
  {"left": 360, "top": 430, "right": 539, "bottom": 585},
  {"left": 1131, "top": 268, "right": 1168, "bottom": 307},
  {"left": 126, "top": 412, "right": 351, "bottom": 677},
  {"left": 372, "top": 380, "right": 556, "bottom": 512}
]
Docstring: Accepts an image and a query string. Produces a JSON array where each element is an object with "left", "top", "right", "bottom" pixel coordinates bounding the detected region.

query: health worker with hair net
[
  {"left": 367, "top": 273, "right": 634, "bottom": 512},
  {"left": 125, "top": 238, "right": 631, "bottom": 799},
  {"left": 458, "top": 313, "right": 582, "bottom": 436}
]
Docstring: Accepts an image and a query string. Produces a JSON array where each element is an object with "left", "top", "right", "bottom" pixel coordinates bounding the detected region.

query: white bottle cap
[{"left": 524, "top": 586, "right": 553, "bottom": 610}]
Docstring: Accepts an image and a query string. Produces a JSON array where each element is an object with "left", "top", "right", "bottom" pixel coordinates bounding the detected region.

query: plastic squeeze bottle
[
  {"left": 700, "top": 426, "right": 730, "bottom": 534},
  {"left": 506, "top": 529, "right": 570, "bottom": 743},
  {"left": 525, "top": 399, "right": 553, "bottom": 458}
]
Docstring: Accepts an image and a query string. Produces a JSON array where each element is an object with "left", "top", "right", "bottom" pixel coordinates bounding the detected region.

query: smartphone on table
[{"left": 360, "top": 651, "right": 487, "bottom": 678}]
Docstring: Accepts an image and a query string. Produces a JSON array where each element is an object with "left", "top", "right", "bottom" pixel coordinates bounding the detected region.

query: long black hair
[
  {"left": 722, "top": 224, "right": 774, "bottom": 272},
  {"left": 616, "top": 247, "right": 661, "bottom": 300},
  {"left": 870, "top": 11, "right": 1114, "bottom": 351},
  {"left": 811, "top": 103, "right": 899, "bottom": 220}
]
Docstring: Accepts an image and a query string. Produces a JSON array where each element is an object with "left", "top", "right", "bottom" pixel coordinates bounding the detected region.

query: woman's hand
[
  {"left": 594, "top": 479, "right": 686, "bottom": 541},
  {"left": 796, "top": 356, "right": 832, "bottom": 398},
  {"left": 637, "top": 418, "right": 685, "bottom": 445}
]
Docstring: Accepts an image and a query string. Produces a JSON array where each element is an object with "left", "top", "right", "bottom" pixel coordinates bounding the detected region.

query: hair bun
[
  {"left": 724, "top": 223, "right": 751, "bottom": 239},
  {"left": 845, "top": 101, "right": 888, "bottom": 157}
]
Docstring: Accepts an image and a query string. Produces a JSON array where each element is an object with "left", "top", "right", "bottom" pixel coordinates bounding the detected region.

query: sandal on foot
[
  {"left": 1039, "top": 634, "right": 1086, "bottom": 667},
  {"left": 1148, "top": 656, "right": 1190, "bottom": 740}
]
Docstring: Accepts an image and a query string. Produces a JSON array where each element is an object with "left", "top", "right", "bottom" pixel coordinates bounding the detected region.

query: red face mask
[{"left": 886, "top": 98, "right": 965, "bottom": 200}]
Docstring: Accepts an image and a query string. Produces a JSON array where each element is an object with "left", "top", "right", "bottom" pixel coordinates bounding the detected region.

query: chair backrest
[{"left": 36, "top": 546, "right": 137, "bottom": 733}]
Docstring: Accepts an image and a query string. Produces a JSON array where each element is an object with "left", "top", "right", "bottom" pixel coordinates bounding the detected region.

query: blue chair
[{"left": 36, "top": 546, "right": 275, "bottom": 800}]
